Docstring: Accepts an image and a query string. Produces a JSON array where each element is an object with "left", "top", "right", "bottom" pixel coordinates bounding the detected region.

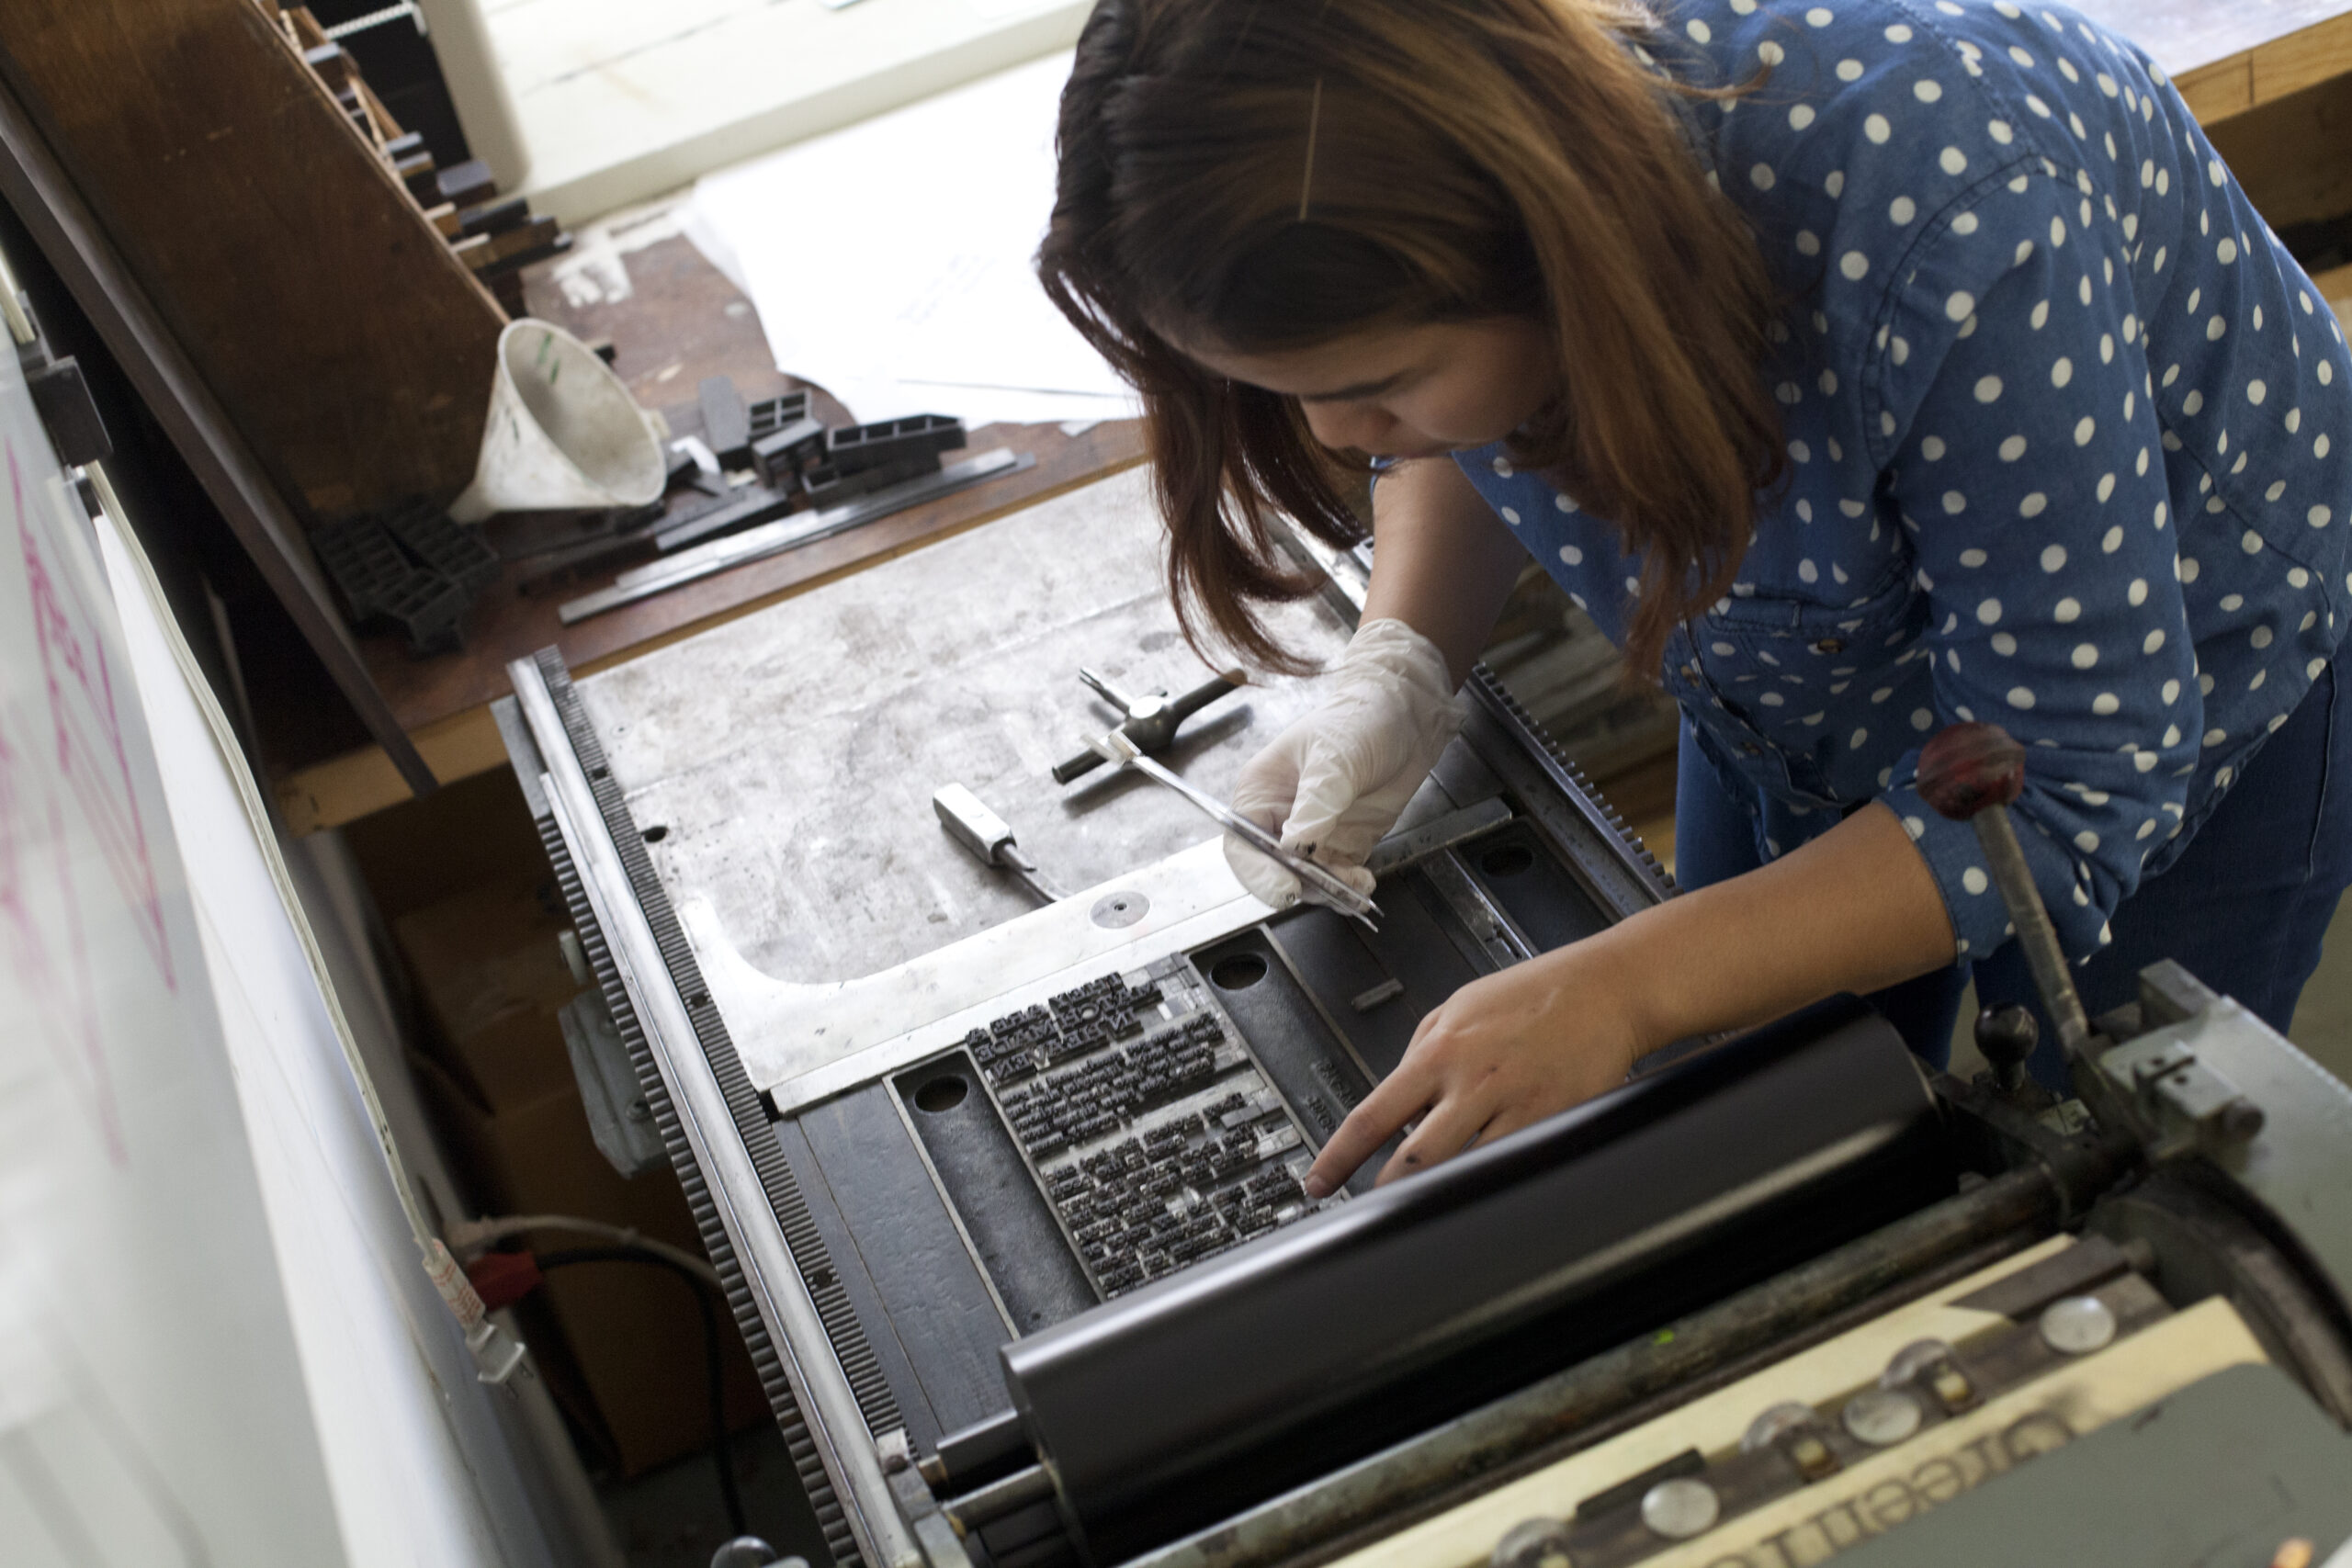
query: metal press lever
[
  {"left": 1916, "top": 722, "right": 2094, "bottom": 1060},
  {"left": 1918, "top": 721, "right": 2268, "bottom": 1153},
  {"left": 1053, "top": 668, "right": 1244, "bottom": 783},
  {"left": 1082, "top": 728, "right": 1382, "bottom": 931},
  {"left": 933, "top": 784, "right": 1069, "bottom": 905}
]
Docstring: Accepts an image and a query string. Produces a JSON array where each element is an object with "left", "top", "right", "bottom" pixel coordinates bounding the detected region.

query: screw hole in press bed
[
  {"left": 913, "top": 1075, "right": 970, "bottom": 1114},
  {"left": 1480, "top": 843, "right": 1537, "bottom": 878},
  {"left": 1209, "top": 953, "right": 1269, "bottom": 991}
]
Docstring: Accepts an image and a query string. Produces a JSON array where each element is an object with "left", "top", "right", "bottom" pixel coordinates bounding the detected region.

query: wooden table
[
  {"left": 274, "top": 0, "right": 2352, "bottom": 834},
  {"left": 272, "top": 232, "right": 1145, "bottom": 833}
]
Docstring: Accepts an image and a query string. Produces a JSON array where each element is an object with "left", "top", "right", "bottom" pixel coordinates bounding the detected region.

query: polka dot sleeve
[{"left": 1870, "top": 172, "right": 2199, "bottom": 964}]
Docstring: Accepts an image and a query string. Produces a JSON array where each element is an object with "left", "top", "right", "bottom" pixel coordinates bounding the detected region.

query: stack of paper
[{"left": 685, "top": 51, "right": 1142, "bottom": 429}]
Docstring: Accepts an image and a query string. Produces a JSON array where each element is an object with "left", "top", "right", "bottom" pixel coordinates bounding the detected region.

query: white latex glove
[{"left": 1226, "top": 617, "right": 1466, "bottom": 909}]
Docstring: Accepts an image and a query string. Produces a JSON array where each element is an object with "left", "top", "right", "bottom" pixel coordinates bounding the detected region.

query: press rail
[{"left": 510, "top": 657, "right": 922, "bottom": 1568}]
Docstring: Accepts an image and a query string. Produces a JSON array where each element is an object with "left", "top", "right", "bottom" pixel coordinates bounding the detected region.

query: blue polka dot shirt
[{"left": 1458, "top": 0, "right": 2352, "bottom": 964}]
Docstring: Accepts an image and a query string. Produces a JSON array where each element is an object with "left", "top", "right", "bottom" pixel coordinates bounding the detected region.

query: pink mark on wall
[
  {"left": 12, "top": 446, "right": 174, "bottom": 990},
  {"left": 0, "top": 709, "right": 122, "bottom": 1163}
]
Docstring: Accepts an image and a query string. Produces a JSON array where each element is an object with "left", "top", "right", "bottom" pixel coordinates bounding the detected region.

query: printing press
[{"left": 497, "top": 469, "right": 2352, "bottom": 1568}]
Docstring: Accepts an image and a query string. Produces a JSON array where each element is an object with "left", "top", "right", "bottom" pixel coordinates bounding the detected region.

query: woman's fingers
[
  {"left": 1374, "top": 1085, "right": 1501, "bottom": 1186},
  {"left": 1304, "top": 1064, "right": 1434, "bottom": 1198},
  {"left": 1222, "top": 835, "right": 1304, "bottom": 907}
]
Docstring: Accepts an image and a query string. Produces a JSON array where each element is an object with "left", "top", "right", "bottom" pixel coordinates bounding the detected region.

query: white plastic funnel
[{"left": 447, "top": 320, "right": 666, "bottom": 523}]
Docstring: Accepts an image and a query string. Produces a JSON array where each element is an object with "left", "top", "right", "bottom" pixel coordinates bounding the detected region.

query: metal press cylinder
[{"left": 999, "top": 998, "right": 1954, "bottom": 1562}]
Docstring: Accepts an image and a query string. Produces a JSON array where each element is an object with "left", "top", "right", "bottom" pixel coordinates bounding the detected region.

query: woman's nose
[{"left": 1302, "top": 400, "right": 1396, "bottom": 456}]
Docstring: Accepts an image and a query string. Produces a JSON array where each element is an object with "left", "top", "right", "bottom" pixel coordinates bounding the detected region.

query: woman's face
[{"left": 1185, "top": 318, "right": 1555, "bottom": 460}]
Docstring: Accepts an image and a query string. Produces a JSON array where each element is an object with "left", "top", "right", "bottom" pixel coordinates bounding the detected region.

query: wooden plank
[
  {"left": 2177, "top": 56, "right": 2256, "bottom": 123},
  {"left": 0, "top": 0, "right": 508, "bottom": 522},
  {"left": 2251, "top": 9, "right": 2352, "bottom": 104},
  {"left": 277, "top": 705, "right": 506, "bottom": 836},
  {"left": 2202, "top": 72, "right": 2352, "bottom": 231},
  {"left": 2314, "top": 261, "right": 2352, "bottom": 319},
  {"left": 282, "top": 6, "right": 330, "bottom": 51},
  {"left": 0, "top": 70, "right": 438, "bottom": 795}
]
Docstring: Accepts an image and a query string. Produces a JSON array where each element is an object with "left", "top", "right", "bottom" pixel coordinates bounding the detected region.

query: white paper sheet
[{"left": 684, "top": 51, "right": 1142, "bottom": 428}]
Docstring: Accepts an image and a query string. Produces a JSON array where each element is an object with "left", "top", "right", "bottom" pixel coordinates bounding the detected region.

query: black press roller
[{"left": 989, "top": 998, "right": 1955, "bottom": 1562}]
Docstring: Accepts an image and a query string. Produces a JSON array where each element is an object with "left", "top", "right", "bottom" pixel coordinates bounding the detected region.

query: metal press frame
[{"left": 496, "top": 521, "right": 1692, "bottom": 1568}]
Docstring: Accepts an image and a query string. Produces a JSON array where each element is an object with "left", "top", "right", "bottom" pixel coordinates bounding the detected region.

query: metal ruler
[{"left": 559, "top": 446, "right": 1034, "bottom": 624}]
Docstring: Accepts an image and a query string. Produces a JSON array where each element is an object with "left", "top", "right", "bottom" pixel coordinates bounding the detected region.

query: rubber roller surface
[{"left": 999, "top": 998, "right": 1953, "bottom": 1561}]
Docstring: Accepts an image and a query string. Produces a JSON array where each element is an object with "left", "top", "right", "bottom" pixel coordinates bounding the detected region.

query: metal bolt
[
  {"left": 1091, "top": 891, "right": 1150, "bottom": 928},
  {"left": 708, "top": 1539, "right": 792, "bottom": 1568},
  {"left": 1841, "top": 1387, "right": 1923, "bottom": 1447},
  {"left": 2040, "top": 1294, "right": 2119, "bottom": 1355},
  {"left": 1878, "top": 1337, "right": 1957, "bottom": 1389},
  {"left": 1787, "top": 1433, "right": 1839, "bottom": 1480},
  {"left": 1640, "top": 1477, "right": 1722, "bottom": 1540},
  {"left": 1490, "top": 1516, "right": 1574, "bottom": 1568},
  {"left": 2216, "top": 1096, "right": 2267, "bottom": 1144},
  {"left": 1740, "top": 1402, "right": 1818, "bottom": 1452},
  {"left": 1929, "top": 1366, "right": 1979, "bottom": 1412}
]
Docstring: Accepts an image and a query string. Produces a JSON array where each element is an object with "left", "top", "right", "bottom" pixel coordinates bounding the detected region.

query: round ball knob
[
  {"left": 1917, "top": 722, "right": 2026, "bottom": 821},
  {"left": 1973, "top": 1003, "right": 2039, "bottom": 1093},
  {"left": 1974, "top": 1003, "right": 2038, "bottom": 1066}
]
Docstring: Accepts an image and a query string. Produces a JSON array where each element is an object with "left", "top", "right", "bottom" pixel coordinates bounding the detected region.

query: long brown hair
[{"left": 1038, "top": 0, "right": 1784, "bottom": 676}]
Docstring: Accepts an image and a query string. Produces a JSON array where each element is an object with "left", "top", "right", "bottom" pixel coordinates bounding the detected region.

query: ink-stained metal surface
[
  {"left": 519, "top": 465, "right": 1698, "bottom": 1564},
  {"left": 573, "top": 466, "right": 1348, "bottom": 987}
]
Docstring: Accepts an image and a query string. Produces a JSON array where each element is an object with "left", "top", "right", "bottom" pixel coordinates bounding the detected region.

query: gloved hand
[{"left": 1226, "top": 617, "right": 1466, "bottom": 908}]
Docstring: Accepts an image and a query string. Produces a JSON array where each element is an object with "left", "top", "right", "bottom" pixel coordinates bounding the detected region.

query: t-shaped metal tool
[
  {"left": 1916, "top": 721, "right": 2093, "bottom": 1061},
  {"left": 1052, "top": 667, "right": 1244, "bottom": 784}
]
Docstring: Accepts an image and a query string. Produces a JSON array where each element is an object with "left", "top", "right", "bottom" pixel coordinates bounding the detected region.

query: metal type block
[
  {"left": 567, "top": 447, "right": 1033, "bottom": 621},
  {"left": 747, "top": 389, "right": 813, "bottom": 438},
  {"left": 961, "top": 953, "right": 1329, "bottom": 1301},
  {"left": 700, "top": 375, "right": 753, "bottom": 468},
  {"left": 650, "top": 482, "right": 797, "bottom": 554},
  {"left": 824, "top": 413, "right": 967, "bottom": 477},
  {"left": 457, "top": 196, "right": 530, "bottom": 239},
  {"left": 435, "top": 157, "right": 496, "bottom": 209},
  {"left": 311, "top": 510, "right": 474, "bottom": 653},
  {"left": 802, "top": 453, "right": 943, "bottom": 508},
  {"left": 382, "top": 497, "right": 501, "bottom": 595},
  {"left": 752, "top": 417, "right": 827, "bottom": 490},
  {"left": 311, "top": 513, "right": 411, "bottom": 617}
]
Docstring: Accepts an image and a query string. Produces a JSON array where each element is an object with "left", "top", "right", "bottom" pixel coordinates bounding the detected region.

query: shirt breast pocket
[{"left": 1682, "top": 562, "right": 1929, "bottom": 805}]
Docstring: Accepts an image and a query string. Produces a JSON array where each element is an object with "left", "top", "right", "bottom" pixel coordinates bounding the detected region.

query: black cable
[{"left": 534, "top": 1246, "right": 749, "bottom": 1538}]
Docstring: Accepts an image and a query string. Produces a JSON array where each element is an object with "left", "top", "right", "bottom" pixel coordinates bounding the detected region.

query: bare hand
[{"left": 1303, "top": 943, "right": 1646, "bottom": 1197}]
